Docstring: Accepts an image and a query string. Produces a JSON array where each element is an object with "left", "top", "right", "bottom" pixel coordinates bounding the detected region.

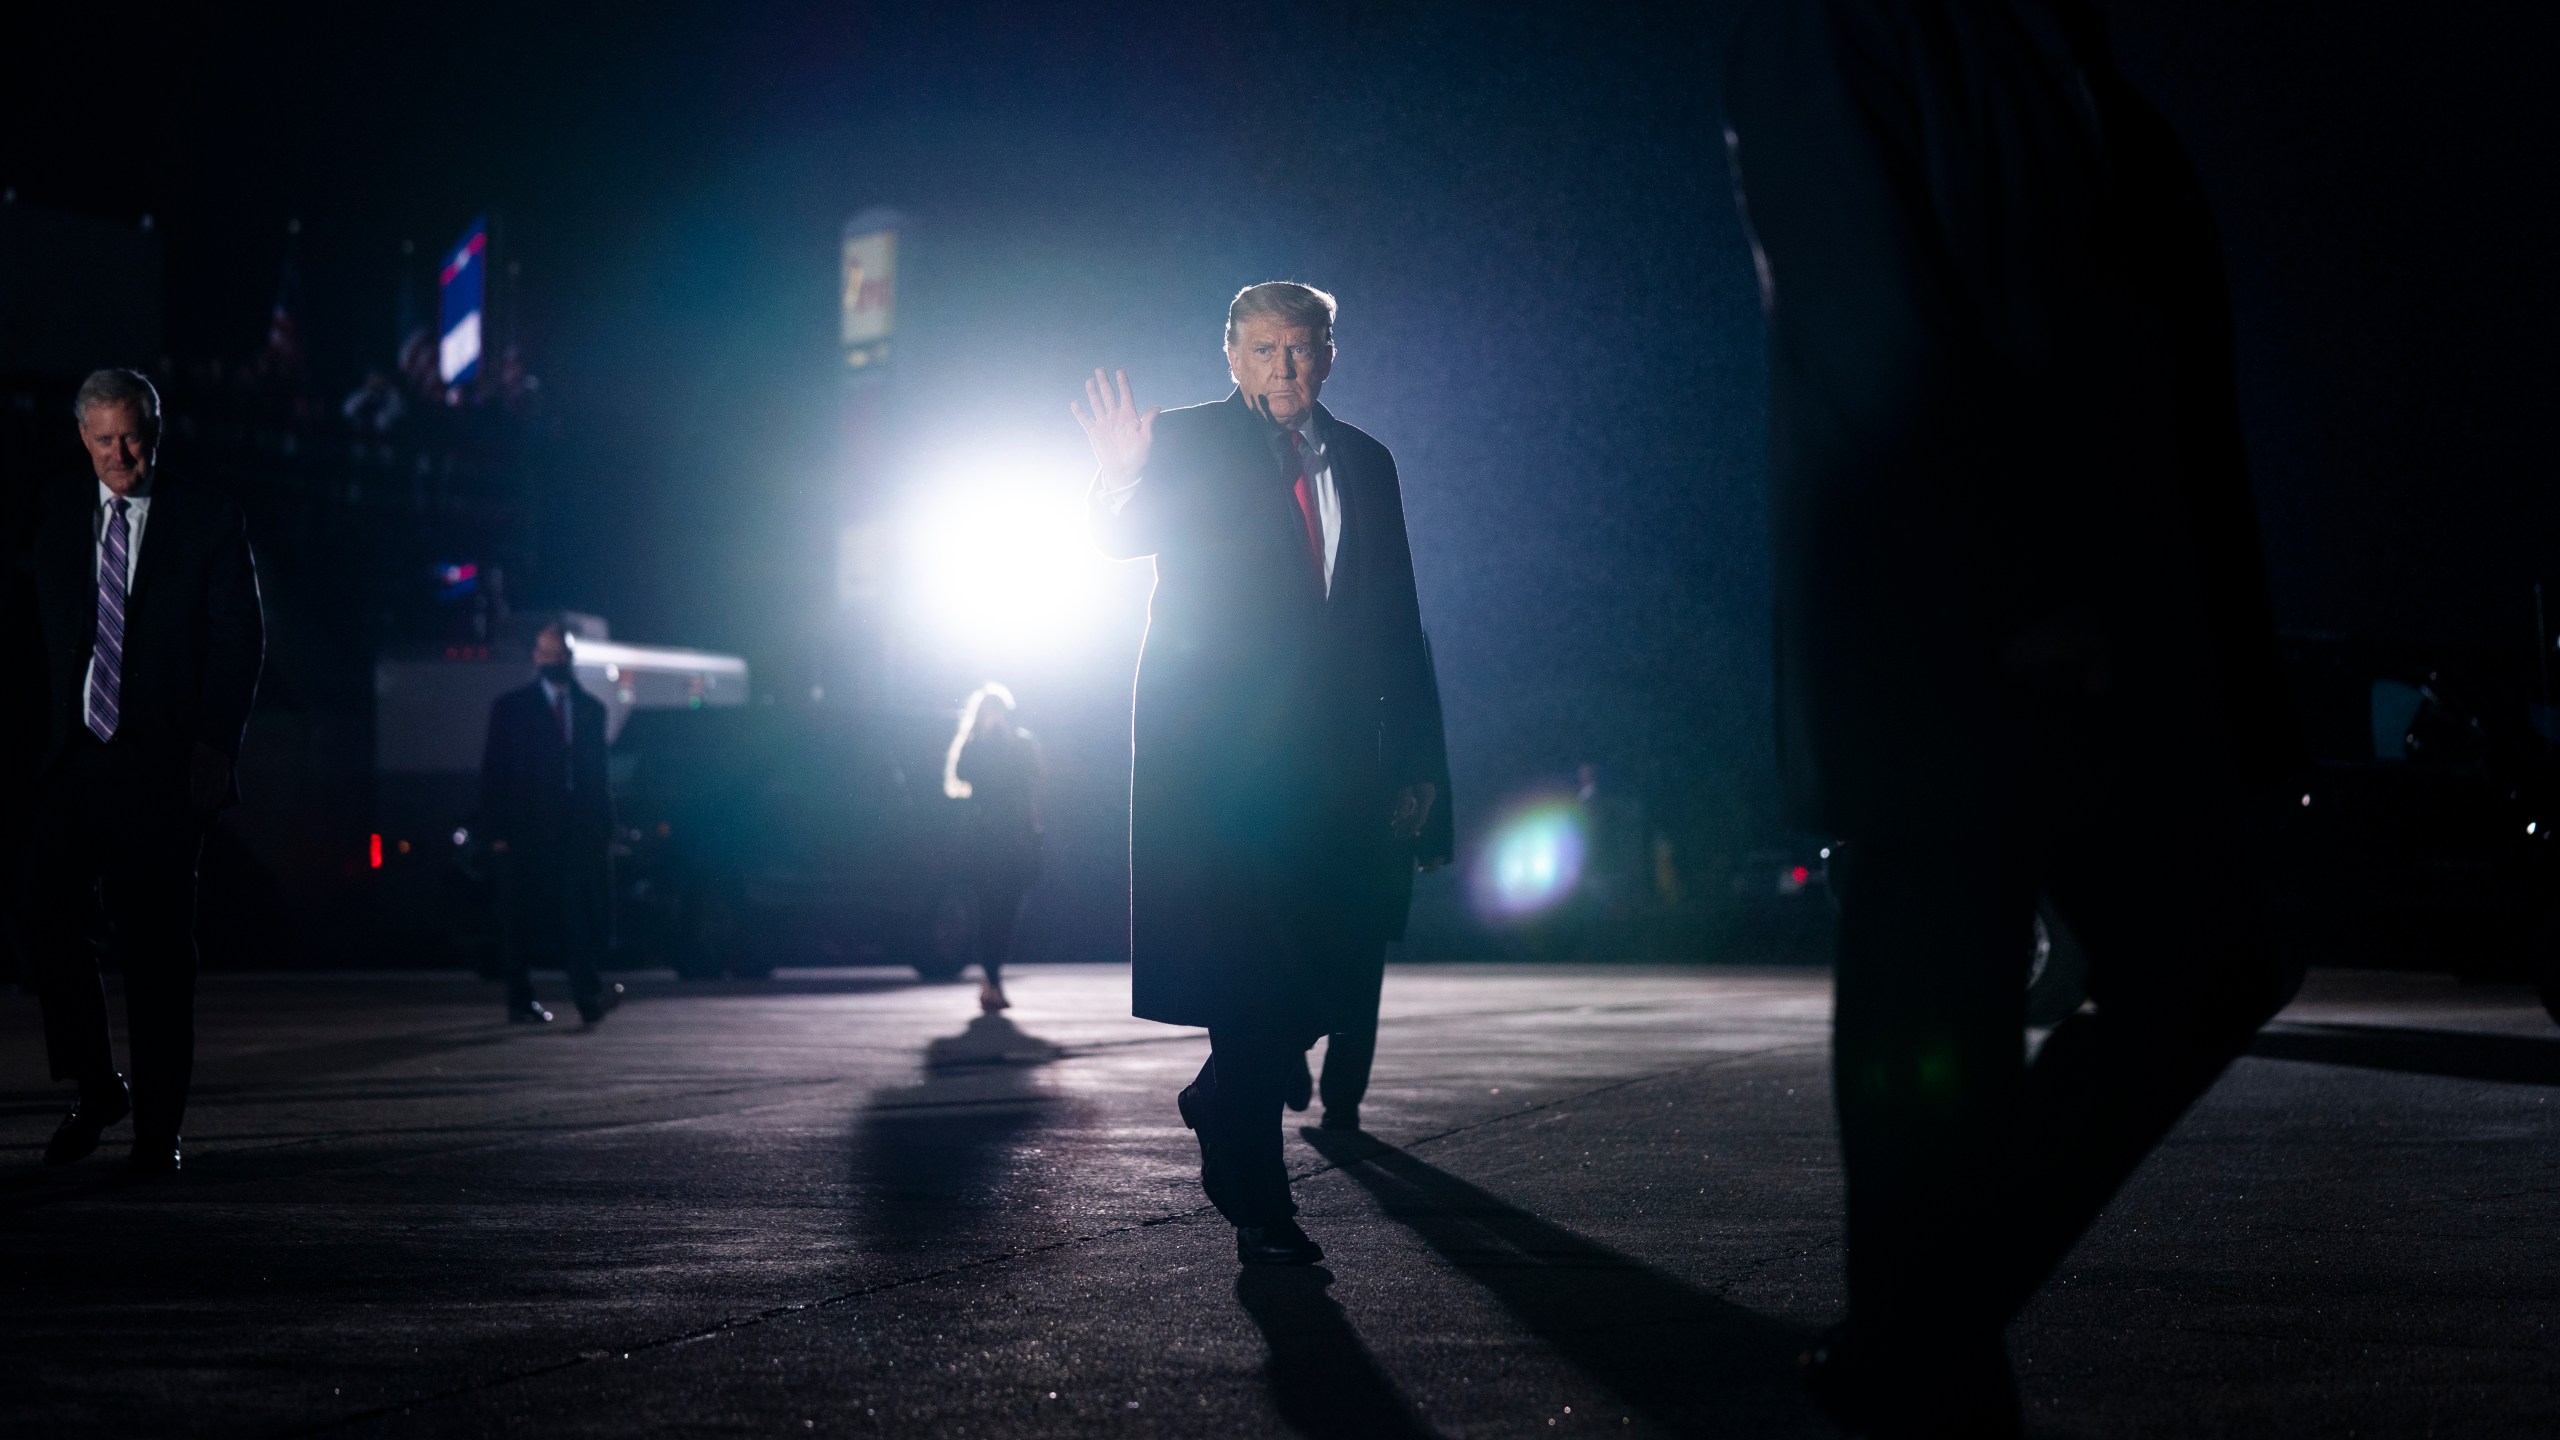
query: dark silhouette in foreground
[{"left": 1726, "top": 0, "right": 2296, "bottom": 1430}]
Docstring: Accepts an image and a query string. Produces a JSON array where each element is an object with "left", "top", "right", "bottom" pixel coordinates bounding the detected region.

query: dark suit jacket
[
  {"left": 477, "top": 678, "right": 614, "bottom": 866},
  {"left": 1725, "top": 0, "right": 2291, "bottom": 842},
  {"left": 1091, "top": 392, "right": 1449, "bottom": 1036},
  {"left": 24, "top": 472, "right": 263, "bottom": 805}
]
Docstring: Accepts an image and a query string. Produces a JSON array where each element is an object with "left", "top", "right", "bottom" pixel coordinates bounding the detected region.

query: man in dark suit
[
  {"left": 477, "top": 619, "right": 617, "bottom": 1026},
  {"left": 1080, "top": 282, "right": 1446, "bottom": 1265},
  {"left": 1727, "top": 1, "right": 2298, "bottom": 1432},
  {"left": 21, "top": 368, "right": 263, "bottom": 1174}
]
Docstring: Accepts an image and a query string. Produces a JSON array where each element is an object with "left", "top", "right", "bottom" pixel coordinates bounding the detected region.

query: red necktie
[{"left": 1287, "top": 431, "right": 1326, "bottom": 586}]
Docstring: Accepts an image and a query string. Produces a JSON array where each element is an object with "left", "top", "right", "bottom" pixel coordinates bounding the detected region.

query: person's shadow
[
  {"left": 851, "top": 1013, "right": 1069, "bottom": 1260},
  {"left": 1234, "top": 1265, "right": 1446, "bottom": 1439},
  {"left": 1302, "top": 1128, "right": 1821, "bottom": 1436},
  {"left": 2250, "top": 1021, "right": 2560, "bottom": 1086}
]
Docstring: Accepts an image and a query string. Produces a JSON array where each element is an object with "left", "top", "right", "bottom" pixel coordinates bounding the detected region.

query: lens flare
[{"left": 1473, "top": 799, "right": 1586, "bottom": 920}]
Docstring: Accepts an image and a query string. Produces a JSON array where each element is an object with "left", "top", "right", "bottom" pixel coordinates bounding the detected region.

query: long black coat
[
  {"left": 473, "top": 676, "right": 611, "bottom": 871},
  {"left": 23, "top": 472, "right": 263, "bottom": 805},
  {"left": 1091, "top": 392, "right": 1447, "bottom": 1037},
  {"left": 1725, "top": 0, "right": 2292, "bottom": 843}
]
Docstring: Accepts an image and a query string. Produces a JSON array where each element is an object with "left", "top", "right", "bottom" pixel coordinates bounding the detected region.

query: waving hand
[{"left": 1073, "top": 368, "right": 1158, "bottom": 484}]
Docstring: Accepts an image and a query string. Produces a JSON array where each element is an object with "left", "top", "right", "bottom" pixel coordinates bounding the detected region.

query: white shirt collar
[{"left": 97, "top": 478, "right": 153, "bottom": 510}]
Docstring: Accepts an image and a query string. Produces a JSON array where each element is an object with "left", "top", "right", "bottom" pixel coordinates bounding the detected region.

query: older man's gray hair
[
  {"left": 72, "top": 367, "right": 163, "bottom": 433},
  {"left": 1224, "top": 281, "right": 1338, "bottom": 349}
]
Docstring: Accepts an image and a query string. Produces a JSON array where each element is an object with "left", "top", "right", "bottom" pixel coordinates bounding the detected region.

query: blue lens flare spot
[{"left": 1474, "top": 800, "right": 1587, "bottom": 920}]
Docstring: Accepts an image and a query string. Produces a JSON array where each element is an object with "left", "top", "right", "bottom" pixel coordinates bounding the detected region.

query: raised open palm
[{"left": 1073, "top": 368, "right": 1158, "bottom": 482}]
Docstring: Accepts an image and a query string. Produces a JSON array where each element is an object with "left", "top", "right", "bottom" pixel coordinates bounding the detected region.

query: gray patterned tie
[{"left": 88, "top": 497, "right": 129, "bottom": 742}]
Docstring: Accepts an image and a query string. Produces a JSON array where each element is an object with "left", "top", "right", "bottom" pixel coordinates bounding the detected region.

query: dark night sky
[{"left": 7, "top": 1, "right": 2557, "bottom": 885}]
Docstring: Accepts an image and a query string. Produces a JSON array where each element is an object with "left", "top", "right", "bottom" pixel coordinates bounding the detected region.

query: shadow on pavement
[
  {"left": 1234, "top": 1264, "right": 1447, "bottom": 1439},
  {"left": 2251, "top": 1022, "right": 2560, "bottom": 1086},
  {"left": 628, "top": 972, "right": 920, "bottom": 1000},
  {"left": 851, "top": 1013, "right": 1071, "bottom": 1258},
  {"left": 1304, "top": 1128, "right": 1818, "bottom": 1437}
]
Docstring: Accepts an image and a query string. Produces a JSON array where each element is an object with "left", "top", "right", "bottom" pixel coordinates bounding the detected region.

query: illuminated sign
[
  {"left": 840, "top": 208, "right": 901, "bottom": 374},
  {"left": 438, "top": 215, "right": 487, "bottom": 386}
]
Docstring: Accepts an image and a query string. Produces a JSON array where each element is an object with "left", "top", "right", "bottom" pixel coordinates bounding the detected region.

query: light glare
[
  {"left": 1474, "top": 799, "right": 1587, "bottom": 920},
  {"left": 904, "top": 451, "right": 1109, "bottom": 657}
]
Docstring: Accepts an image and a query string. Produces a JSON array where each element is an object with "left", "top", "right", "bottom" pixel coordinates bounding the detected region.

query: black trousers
[
  {"left": 1184, "top": 1021, "right": 1308, "bottom": 1226},
  {"left": 497, "top": 846, "right": 608, "bottom": 1010},
  {"left": 1316, "top": 947, "right": 1387, "bottom": 1113},
  {"left": 1829, "top": 779, "right": 2288, "bottom": 1347},
  {"left": 23, "top": 735, "right": 207, "bottom": 1140}
]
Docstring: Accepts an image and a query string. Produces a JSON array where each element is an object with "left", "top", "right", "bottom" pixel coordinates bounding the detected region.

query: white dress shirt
[{"left": 83, "top": 479, "right": 153, "bottom": 734}]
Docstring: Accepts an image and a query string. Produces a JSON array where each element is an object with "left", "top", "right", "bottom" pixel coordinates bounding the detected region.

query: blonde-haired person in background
[{"left": 943, "top": 684, "right": 1044, "bottom": 1012}]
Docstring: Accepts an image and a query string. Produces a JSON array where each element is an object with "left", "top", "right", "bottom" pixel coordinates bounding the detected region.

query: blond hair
[
  {"left": 1224, "top": 281, "right": 1337, "bottom": 349},
  {"left": 942, "top": 682, "right": 1018, "bottom": 799}
]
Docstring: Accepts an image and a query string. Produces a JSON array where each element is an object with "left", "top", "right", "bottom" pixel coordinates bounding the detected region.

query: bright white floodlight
[{"left": 904, "top": 449, "right": 1114, "bottom": 656}]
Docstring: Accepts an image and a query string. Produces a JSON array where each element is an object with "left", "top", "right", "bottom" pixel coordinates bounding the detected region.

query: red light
[
  {"left": 368, "top": 834, "right": 384, "bottom": 869},
  {"left": 1790, "top": 865, "right": 1810, "bottom": 884}
]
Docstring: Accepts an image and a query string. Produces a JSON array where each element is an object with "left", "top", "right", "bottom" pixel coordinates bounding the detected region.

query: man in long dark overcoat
[
  {"left": 1080, "top": 281, "right": 1444, "bottom": 1265},
  {"left": 1727, "top": 0, "right": 2298, "bottom": 1431},
  {"left": 477, "top": 620, "right": 617, "bottom": 1026}
]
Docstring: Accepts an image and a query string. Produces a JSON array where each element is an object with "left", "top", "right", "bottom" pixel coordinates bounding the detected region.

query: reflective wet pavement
[{"left": 3, "top": 965, "right": 2554, "bottom": 1436}]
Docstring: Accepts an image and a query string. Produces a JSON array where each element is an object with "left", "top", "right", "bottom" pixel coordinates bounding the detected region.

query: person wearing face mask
[{"left": 476, "top": 618, "right": 618, "bottom": 1026}]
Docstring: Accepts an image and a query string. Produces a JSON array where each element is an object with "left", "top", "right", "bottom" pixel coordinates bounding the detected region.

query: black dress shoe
[
  {"left": 45, "top": 1079, "right": 132, "bottom": 1166},
  {"left": 1236, "top": 1219, "right": 1323, "bottom": 1266},
  {"left": 1285, "top": 1051, "right": 1313, "bottom": 1113},
  {"left": 1318, "top": 1104, "right": 1361, "bottom": 1132},
  {"left": 509, "top": 1000, "right": 555, "bottom": 1025},
  {"left": 128, "top": 1136, "right": 182, "bottom": 1175}
]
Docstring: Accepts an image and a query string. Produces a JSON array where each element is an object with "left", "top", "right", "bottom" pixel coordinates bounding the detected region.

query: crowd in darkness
[{"left": 144, "top": 343, "right": 543, "bottom": 474}]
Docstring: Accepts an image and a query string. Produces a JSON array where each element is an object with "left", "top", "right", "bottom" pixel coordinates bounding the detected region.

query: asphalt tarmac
[{"left": 3, "top": 964, "right": 2554, "bottom": 1438}]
